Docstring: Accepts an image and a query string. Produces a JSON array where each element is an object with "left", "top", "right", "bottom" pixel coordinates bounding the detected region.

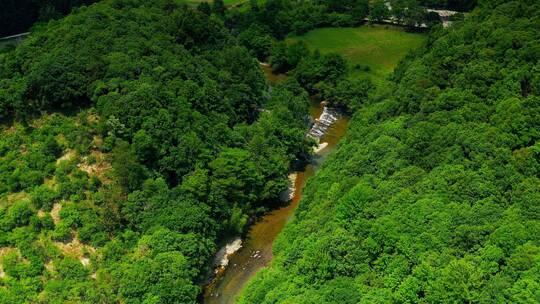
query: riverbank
[
  {"left": 203, "top": 23, "right": 425, "bottom": 301},
  {"left": 203, "top": 98, "right": 349, "bottom": 304}
]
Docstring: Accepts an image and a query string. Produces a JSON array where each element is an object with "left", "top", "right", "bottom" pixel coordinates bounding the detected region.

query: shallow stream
[{"left": 202, "top": 65, "right": 349, "bottom": 304}]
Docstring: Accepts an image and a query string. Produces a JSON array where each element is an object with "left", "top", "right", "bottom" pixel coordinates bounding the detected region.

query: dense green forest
[
  {"left": 225, "top": 0, "right": 420, "bottom": 55},
  {"left": 216, "top": 0, "right": 470, "bottom": 72},
  {"left": 2, "top": 0, "right": 539, "bottom": 303},
  {"left": 0, "top": 0, "right": 474, "bottom": 38},
  {"left": 0, "top": 0, "right": 323, "bottom": 302},
  {"left": 239, "top": 0, "right": 540, "bottom": 303}
]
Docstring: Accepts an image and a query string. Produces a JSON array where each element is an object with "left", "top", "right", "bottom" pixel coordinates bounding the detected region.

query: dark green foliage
[
  {"left": 293, "top": 52, "right": 348, "bottom": 93},
  {"left": 426, "top": 10, "right": 443, "bottom": 26},
  {"left": 422, "top": 0, "right": 477, "bottom": 11},
  {"left": 0, "top": 0, "right": 98, "bottom": 36},
  {"left": 122, "top": 178, "right": 217, "bottom": 236},
  {"left": 391, "top": 0, "right": 427, "bottom": 27},
  {"left": 0, "top": 0, "right": 490, "bottom": 303},
  {"left": 238, "top": 25, "right": 276, "bottom": 60},
  {"left": 197, "top": 2, "right": 212, "bottom": 15},
  {"left": 369, "top": 0, "right": 391, "bottom": 22},
  {"left": 325, "top": 78, "right": 373, "bottom": 112},
  {"left": 212, "top": 0, "right": 226, "bottom": 15},
  {"left": 228, "top": 0, "right": 455, "bottom": 41},
  {"left": 225, "top": 0, "right": 446, "bottom": 39},
  {"left": 240, "top": 1, "right": 540, "bottom": 302},
  {"left": 268, "top": 42, "right": 349, "bottom": 93},
  {"left": 111, "top": 141, "right": 148, "bottom": 192},
  {"left": 229, "top": 0, "right": 372, "bottom": 38},
  {"left": 269, "top": 41, "right": 309, "bottom": 73}
]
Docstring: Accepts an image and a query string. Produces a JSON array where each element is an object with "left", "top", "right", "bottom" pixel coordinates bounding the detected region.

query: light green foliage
[
  {"left": 2, "top": 251, "right": 43, "bottom": 280},
  {"left": 240, "top": 0, "right": 540, "bottom": 302},
  {"left": 210, "top": 148, "right": 263, "bottom": 207},
  {"left": 55, "top": 257, "right": 89, "bottom": 280},
  {"left": 116, "top": 252, "right": 199, "bottom": 304},
  {"left": 289, "top": 25, "right": 427, "bottom": 82}
]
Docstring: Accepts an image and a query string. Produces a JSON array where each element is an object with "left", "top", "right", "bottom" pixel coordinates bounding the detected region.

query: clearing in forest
[{"left": 289, "top": 24, "right": 427, "bottom": 82}]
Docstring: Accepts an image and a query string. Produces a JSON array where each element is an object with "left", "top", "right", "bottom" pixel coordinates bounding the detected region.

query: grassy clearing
[{"left": 289, "top": 25, "right": 427, "bottom": 83}]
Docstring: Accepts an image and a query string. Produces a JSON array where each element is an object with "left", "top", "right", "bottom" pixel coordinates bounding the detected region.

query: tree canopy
[
  {"left": 0, "top": 0, "right": 315, "bottom": 302},
  {"left": 239, "top": 0, "right": 540, "bottom": 302},
  {"left": 3, "top": 0, "right": 536, "bottom": 303}
]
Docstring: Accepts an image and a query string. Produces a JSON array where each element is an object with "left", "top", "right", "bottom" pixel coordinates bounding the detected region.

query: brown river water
[{"left": 202, "top": 65, "right": 349, "bottom": 304}]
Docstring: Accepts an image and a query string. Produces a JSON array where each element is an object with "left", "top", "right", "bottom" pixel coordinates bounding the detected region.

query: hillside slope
[
  {"left": 0, "top": 0, "right": 313, "bottom": 303},
  {"left": 239, "top": 0, "right": 540, "bottom": 303}
]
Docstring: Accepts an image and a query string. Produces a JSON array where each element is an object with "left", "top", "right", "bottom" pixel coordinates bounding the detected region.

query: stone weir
[{"left": 308, "top": 104, "right": 341, "bottom": 140}]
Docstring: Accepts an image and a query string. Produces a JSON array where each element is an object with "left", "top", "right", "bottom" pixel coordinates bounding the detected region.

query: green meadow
[{"left": 289, "top": 25, "right": 427, "bottom": 82}]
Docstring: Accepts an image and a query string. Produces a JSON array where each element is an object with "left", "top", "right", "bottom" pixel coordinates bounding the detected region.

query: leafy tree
[
  {"left": 0, "top": 2, "right": 316, "bottom": 299},
  {"left": 116, "top": 252, "right": 199, "bottom": 304},
  {"left": 196, "top": 2, "right": 211, "bottom": 15},
  {"left": 55, "top": 257, "right": 89, "bottom": 280},
  {"left": 352, "top": 0, "right": 370, "bottom": 20},
  {"left": 111, "top": 141, "right": 147, "bottom": 193},
  {"left": 6, "top": 201, "right": 34, "bottom": 228},
  {"left": 238, "top": 25, "right": 276, "bottom": 60},
  {"left": 293, "top": 52, "right": 348, "bottom": 93},
  {"left": 209, "top": 148, "right": 263, "bottom": 208},
  {"left": 325, "top": 78, "right": 373, "bottom": 112},
  {"left": 369, "top": 0, "right": 390, "bottom": 22},
  {"left": 212, "top": 0, "right": 226, "bottom": 15}
]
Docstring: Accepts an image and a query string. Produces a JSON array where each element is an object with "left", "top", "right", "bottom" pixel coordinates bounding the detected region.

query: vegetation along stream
[
  {"left": 203, "top": 66, "right": 350, "bottom": 304},
  {"left": 3, "top": 1, "right": 538, "bottom": 304}
]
